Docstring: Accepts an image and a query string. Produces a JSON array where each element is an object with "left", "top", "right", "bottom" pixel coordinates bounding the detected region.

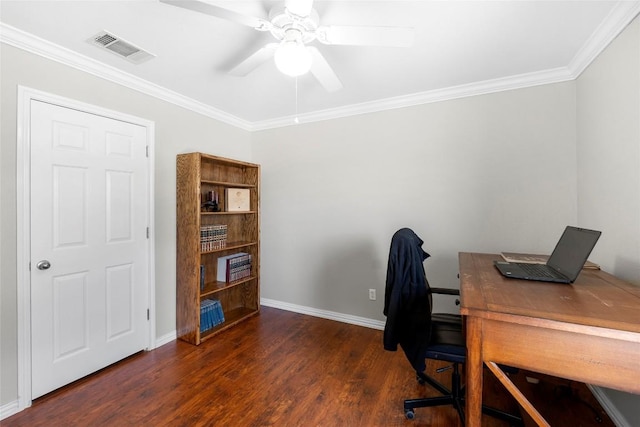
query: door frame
[{"left": 16, "top": 86, "right": 156, "bottom": 409}]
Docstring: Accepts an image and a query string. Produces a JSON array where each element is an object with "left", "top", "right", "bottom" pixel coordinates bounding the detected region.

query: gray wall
[
  {"left": 0, "top": 43, "right": 252, "bottom": 406},
  {"left": 252, "top": 82, "right": 578, "bottom": 321},
  {"left": 577, "top": 16, "right": 640, "bottom": 426}
]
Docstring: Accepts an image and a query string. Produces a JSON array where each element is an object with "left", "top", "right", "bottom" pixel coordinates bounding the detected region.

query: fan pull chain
[{"left": 294, "top": 77, "right": 300, "bottom": 124}]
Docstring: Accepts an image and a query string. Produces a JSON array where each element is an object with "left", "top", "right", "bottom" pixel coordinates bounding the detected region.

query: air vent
[{"left": 88, "top": 31, "right": 155, "bottom": 64}]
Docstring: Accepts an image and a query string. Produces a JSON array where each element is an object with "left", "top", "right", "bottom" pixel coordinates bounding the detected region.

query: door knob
[{"left": 36, "top": 260, "right": 51, "bottom": 270}]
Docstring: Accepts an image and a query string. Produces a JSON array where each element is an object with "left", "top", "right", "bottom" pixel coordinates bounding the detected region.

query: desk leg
[{"left": 466, "top": 316, "right": 483, "bottom": 427}]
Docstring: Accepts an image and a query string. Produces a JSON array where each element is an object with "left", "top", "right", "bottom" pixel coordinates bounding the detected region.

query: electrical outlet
[{"left": 369, "top": 289, "right": 376, "bottom": 300}]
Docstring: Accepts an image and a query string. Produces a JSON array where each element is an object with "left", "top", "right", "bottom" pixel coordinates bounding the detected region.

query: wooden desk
[{"left": 459, "top": 252, "right": 640, "bottom": 426}]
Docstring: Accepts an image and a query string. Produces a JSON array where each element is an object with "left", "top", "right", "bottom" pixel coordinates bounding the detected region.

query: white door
[{"left": 30, "top": 100, "right": 150, "bottom": 398}]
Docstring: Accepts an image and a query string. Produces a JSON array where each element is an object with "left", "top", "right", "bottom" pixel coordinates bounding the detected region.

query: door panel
[
  {"left": 30, "top": 100, "right": 149, "bottom": 399},
  {"left": 53, "top": 165, "right": 88, "bottom": 248},
  {"left": 105, "top": 263, "right": 134, "bottom": 339},
  {"left": 52, "top": 272, "right": 89, "bottom": 359}
]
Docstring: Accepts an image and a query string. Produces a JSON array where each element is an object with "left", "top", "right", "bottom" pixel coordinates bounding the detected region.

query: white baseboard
[
  {"left": 588, "top": 385, "right": 631, "bottom": 427},
  {"left": 260, "top": 298, "right": 386, "bottom": 330},
  {"left": 153, "top": 330, "right": 177, "bottom": 349},
  {"left": 1, "top": 399, "right": 20, "bottom": 421}
]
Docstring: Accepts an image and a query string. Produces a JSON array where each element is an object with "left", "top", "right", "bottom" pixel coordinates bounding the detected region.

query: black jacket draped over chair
[{"left": 383, "top": 227, "right": 432, "bottom": 372}]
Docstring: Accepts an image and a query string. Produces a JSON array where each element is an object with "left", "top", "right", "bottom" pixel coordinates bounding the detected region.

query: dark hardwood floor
[{"left": 4, "top": 307, "right": 614, "bottom": 426}]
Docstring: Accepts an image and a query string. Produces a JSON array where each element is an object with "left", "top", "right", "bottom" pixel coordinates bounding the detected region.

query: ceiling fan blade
[
  {"left": 308, "top": 47, "right": 343, "bottom": 92},
  {"left": 159, "top": 0, "right": 271, "bottom": 31},
  {"left": 229, "top": 44, "right": 277, "bottom": 76},
  {"left": 285, "top": 0, "right": 314, "bottom": 17},
  {"left": 317, "top": 25, "right": 414, "bottom": 47}
]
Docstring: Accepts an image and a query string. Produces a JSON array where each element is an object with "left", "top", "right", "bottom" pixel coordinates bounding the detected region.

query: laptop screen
[{"left": 547, "top": 226, "right": 602, "bottom": 281}]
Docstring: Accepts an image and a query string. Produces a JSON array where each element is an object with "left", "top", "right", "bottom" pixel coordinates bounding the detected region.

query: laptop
[{"left": 494, "top": 226, "right": 602, "bottom": 284}]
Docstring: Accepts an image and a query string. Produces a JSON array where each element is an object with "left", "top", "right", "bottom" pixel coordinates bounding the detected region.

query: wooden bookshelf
[{"left": 176, "top": 153, "right": 260, "bottom": 345}]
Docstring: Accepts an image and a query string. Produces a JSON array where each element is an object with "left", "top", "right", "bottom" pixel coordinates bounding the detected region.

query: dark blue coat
[{"left": 383, "top": 228, "right": 431, "bottom": 372}]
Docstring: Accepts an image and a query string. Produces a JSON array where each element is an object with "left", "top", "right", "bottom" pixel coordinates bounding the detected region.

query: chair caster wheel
[{"left": 405, "top": 409, "right": 415, "bottom": 420}]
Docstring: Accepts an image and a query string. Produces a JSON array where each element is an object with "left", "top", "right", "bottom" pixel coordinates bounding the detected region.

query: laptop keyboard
[{"left": 517, "top": 263, "right": 558, "bottom": 278}]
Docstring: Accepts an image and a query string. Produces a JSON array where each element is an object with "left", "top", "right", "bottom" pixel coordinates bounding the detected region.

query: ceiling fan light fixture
[
  {"left": 161, "top": 0, "right": 413, "bottom": 92},
  {"left": 274, "top": 39, "right": 312, "bottom": 77}
]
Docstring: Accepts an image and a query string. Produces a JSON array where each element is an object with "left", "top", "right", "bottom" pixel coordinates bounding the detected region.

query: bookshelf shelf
[
  {"left": 201, "top": 179, "right": 256, "bottom": 188},
  {"left": 199, "top": 307, "right": 257, "bottom": 341},
  {"left": 177, "top": 153, "right": 260, "bottom": 345},
  {"left": 201, "top": 211, "right": 258, "bottom": 216},
  {"left": 201, "top": 275, "right": 258, "bottom": 298},
  {"left": 200, "top": 241, "right": 257, "bottom": 254}
]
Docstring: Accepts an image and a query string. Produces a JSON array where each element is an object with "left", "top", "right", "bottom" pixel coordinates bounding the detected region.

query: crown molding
[
  {"left": 3, "top": 0, "right": 639, "bottom": 133},
  {"left": 250, "top": 67, "right": 575, "bottom": 131},
  {"left": 0, "top": 23, "right": 253, "bottom": 131},
  {"left": 569, "top": 1, "right": 640, "bottom": 76}
]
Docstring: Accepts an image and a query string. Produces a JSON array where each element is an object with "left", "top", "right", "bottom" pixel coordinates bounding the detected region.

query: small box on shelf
[{"left": 225, "top": 188, "right": 250, "bottom": 212}]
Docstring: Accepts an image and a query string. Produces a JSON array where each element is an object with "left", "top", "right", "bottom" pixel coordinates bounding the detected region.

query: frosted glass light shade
[{"left": 274, "top": 41, "right": 312, "bottom": 77}]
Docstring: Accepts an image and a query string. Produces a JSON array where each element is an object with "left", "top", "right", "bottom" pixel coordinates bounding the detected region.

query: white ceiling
[{"left": 1, "top": 1, "right": 639, "bottom": 130}]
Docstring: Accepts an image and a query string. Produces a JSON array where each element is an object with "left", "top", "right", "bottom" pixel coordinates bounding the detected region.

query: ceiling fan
[{"left": 160, "top": 0, "right": 414, "bottom": 92}]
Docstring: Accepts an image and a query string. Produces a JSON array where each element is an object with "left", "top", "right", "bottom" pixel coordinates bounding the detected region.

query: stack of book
[
  {"left": 217, "top": 252, "right": 252, "bottom": 283},
  {"left": 200, "top": 299, "right": 225, "bottom": 333},
  {"left": 200, "top": 224, "right": 227, "bottom": 251}
]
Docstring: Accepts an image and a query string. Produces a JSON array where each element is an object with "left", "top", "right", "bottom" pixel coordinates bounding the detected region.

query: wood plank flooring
[{"left": 4, "top": 307, "right": 614, "bottom": 426}]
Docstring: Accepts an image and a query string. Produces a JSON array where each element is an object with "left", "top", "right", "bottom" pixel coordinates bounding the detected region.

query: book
[
  {"left": 211, "top": 224, "right": 227, "bottom": 250},
  {"left": 226, "top": 253, "right": 252, "bottom": 282},
  {"left": 225, "top": 188, "right": 250, "bottom": 212},
  {"left": 200, "top": 224, "right": 227, "bottom": 251},
  {"left": 217, "top": 252, "right": 251, "bottom": 282},
  {"left": 200, "top": 299, "right": 213, "bottom": 332},
  {"left": 200, "top": 299, "right": 225, "bottom": 333},
  {"left": 500, "top": 252, "right": 600, "bottom": 270},
  {"left": 200, "top": 265, "right": 205, "bottom": 291}
]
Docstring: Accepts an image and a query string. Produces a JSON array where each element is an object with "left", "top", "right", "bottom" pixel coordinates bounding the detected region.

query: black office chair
[{"left": 383, "top": 228, "right": 522, "bottom": 425}]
